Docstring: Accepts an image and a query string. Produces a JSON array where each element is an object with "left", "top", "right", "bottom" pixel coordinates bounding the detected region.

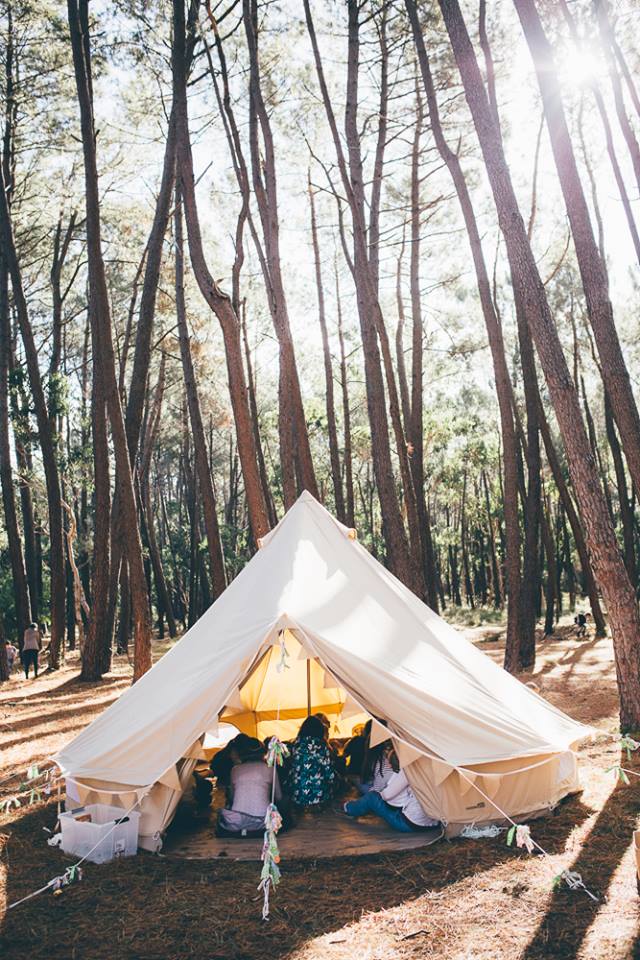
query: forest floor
[{"left": 1, "top": 617, "right": 639, "bottom": 960}]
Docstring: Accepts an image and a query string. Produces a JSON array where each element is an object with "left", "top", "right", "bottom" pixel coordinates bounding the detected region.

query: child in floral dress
[{"left": 288, "top": 715, "right": 336, "bottom": 808}]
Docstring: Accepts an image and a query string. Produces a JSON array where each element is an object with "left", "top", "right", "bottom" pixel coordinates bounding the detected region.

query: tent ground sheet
[{"left": 163, "top": 806, "right": 444, "bottom": 861}]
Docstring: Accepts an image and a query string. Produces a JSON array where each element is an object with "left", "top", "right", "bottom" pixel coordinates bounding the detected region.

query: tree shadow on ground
[
  {"left": 2, "top": 702, "right": 118, "bottom": 745},
  {"left": 1, "top": 673, "right": 128, "bottom": 708},
  {"left": 522, "top": 767, "right": 640, "bottom": 959},
  {"left": 0, "top": 792, "right": 594, "bottom": 960},
  {"left": 534, "top": 637, "right": 600, "bottom": 679}
]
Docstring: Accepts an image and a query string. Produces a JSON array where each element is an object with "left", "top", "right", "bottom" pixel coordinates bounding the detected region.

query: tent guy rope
[{"left": 5, "top": 789, "right": 147, "bottom": 912}]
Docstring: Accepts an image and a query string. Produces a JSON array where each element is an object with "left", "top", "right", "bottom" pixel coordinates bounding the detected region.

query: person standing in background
[
  {"left": 21, "top": 623, "right": 42, "bottom": 679},
  {"left": 4, "top": 639, "right": 18, "bottom": 673}
]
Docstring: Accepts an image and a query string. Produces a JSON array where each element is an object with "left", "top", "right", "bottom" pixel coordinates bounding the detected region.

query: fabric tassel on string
[
  {"left": 256, "top": 633, "right": 289, "bottom": 919},
  {"left": 506, "top": 824, "right": 536, "bottom": 854},
  {"left": 266, "top": 737, "right": 289, "bottom": 768},
  {"left": 258, "top": 803, "right": 283, "bottom": 920},
  {"left": 276, "top": 633, "right": 290, "bottom": 673}
]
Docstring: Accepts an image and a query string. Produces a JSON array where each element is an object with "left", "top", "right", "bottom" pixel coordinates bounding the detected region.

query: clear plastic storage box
[{"left": 59, "top": 804, "right": 141, "bottom": 864}]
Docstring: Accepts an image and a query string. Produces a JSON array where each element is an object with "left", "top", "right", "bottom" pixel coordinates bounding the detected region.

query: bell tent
[{"left": 56, "top": 491, "right": 589, "bottom": 851}]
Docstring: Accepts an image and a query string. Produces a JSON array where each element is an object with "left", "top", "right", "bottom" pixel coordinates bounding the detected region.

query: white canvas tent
[{"left": 56, "top": 492, "right": 589, "bottom": 850}]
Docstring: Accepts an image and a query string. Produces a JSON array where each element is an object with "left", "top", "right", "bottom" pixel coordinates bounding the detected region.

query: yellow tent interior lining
[{"left": 219, "top": 629, "right": 369, "bottom": 741}]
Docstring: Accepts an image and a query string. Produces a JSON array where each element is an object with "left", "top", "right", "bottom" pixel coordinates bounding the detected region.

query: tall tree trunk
[
  {"left": 240, "top": 304, "right": 277, "bottom": 528},
  {"left": 0, "top": 253, "right": 30, "bottom": 645},
  {"left": 124, "top": 109, "right": 177, "bottom": 460},
  {"left": 309, "top": 177, "right": 345, "bottom": 521},
  {"left": 68, "top": 0, "right": 152, "bottom": 681},
  {"left": 408, "top": 85, "right": 439, "bottom": 611},
  {"left": 514, "top": 324, "right": 541, "bottom": 671},
  {"left": 407, "top": 0, "right": 523, "bottom": 664},
  {"left": 460, "top": 482, "right": 475, "bottom": 609},
  {"left": 242, "top": 0, "right": 318, "bottom": 505},
  {"left": 172, "top": 0, "right": 270, "bottom": 542},
  {"left": 335, "top": 265, "right": 355, "bottom": 528},
  {"left": 304, "top": 0, "right": 421, "bottom": 593},
  {"left": 0, "top": 174, "right": 65, "bottom": 673},
  {"left": 438, "top": 0, "right": 640, "bottom": 728},
  {"left": 140, "top": 354, "right": 178, "bottom": 637},
  {"left": 540, "top": 489, "right": 557, "bottom": 637},
  {"left": 0, "top": 0, "right": 29, "bottom": 649},
  {"left": 538, "top": 400, "right": 606, "bottom": 635},
  {"left": 106, "top": 92, "right": 178, "bottom": 655},
  {"left": 395, "top": 229, "right": 412, "bottom": 432},
  {"left": 481, "top": 3, "right": 542, "bottom": 668},
  {"left": 605, "top": 392, "right": 637, "bottom": 587},
  {"left": 174, "top": 182, "right": 226, "bottom": 599},
  {"left": 482, "top": 471, "right": 503, "bottom": 608},
  {"left": 80, "top": 297, "right": 111, "bottom": 681},
  {"left": 11, "top": 408, "right": 38, "bottom": 624}
]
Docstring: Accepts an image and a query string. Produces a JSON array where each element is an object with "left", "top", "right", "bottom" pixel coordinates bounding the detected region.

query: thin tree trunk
[
  {"left": 1, "top": 11, "right": 64, "bottom": 661},
  {"left": 62, "top": 498, "right": 89, "bottom": 647},
  {"left": 115, "top": 563, "right": 131, "bottom": 657},
  {"left": 461, "top": 473, "right": 474, "bottom": 609},
  {"left": 80, "top": 296, "right": 111, "bottom": 680},
  {"left": 242, "top": 0, "right": 318, "bottom": 504},
  {"left": 335, "top": 265, "right": 355, "bottom": 528},
  {"left": 538, "top": 400, "right": 606, "bottom": 635},
  {"left": 605, "top": 392, "right": 637, "bottom": 587},
  {"left": 408, "top": 86, "right": 439, "bottom": 610},
  {"left": 0, "top": 0, "right": 29, "bottom": 650},
  {"left": 172, "top": 0, "right": 270, "bottom": 542},
  {"left": 395, "top": 229, "right": 412, "bottom": 432},
  {"left": 0, "top": 253, "right": 30, "bottom": 644},
  {"left": 0, "top": 173, "right": 65, "bottom": 672},
  {"left": 68, "top": 0, "right": 152, "bottom": 681},
  {"left": 407, "top": 0, "right": 523, "bottom": 664},
  {"left": 140, "top": 354, "right": 178, "bottom": 636},
  {"left": 309, "top": 176, "right": 345, "bottom": 521},
  {"left": 483, "top": 471, "right": 503, "bottom": 608},
  {"left": 124, "top": 109, "right": 177, "bottom": 460},
  {"left": 481, "top": 4, "right": 541, "bottom": 668},
  {"left": 305, "top": 0, "right": 421, "bottom": 593},
  {"left": 174, "top": 183, "right": 226, "bottom": 598},
  {"left": 540, "top": 488, "right": 557, "bottom": 637},
  {"left": 514, "top": 316, "right": 541, "bottom": 672},
  {"left": 240, "top": 304, "right": 277, "bottom": 528}
]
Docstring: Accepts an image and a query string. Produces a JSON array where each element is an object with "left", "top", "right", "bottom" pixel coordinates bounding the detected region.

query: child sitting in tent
[
  {"left": 343, "top": 747, "right": 439, "bottom": 833},
  {"left": 343, "top": 719, "right": 371, "bottom": 781},
  {"left": 216, "top": 736, "right": 287, "bottom": 838},
  {"left": 314, "top": 711, "right": 347, "bottom": 777},
  {"left": 288, "top": 715, "right": 336, "bottom": 810},
  {"left": 357, "top": 739, "right": 394, "bottom": 795}
]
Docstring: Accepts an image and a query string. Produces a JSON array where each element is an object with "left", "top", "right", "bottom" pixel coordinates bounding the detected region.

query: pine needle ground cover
[{"left": 1, "top": 626, "right": 638, "bottom": 960}]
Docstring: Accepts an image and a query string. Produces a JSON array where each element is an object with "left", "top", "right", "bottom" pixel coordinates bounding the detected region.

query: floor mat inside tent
[{"left": 163, "top": 807, "right": 444, "bottom": 861}]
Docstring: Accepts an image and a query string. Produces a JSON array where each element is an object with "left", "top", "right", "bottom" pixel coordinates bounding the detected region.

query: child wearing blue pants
[{"left": 344, "top": 758, "right": 439, "bottom": 833}]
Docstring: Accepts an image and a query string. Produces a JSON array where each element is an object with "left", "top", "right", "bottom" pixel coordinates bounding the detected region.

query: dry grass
[{"left": 1, "top": 622, "right": 639, "bottom": 960}]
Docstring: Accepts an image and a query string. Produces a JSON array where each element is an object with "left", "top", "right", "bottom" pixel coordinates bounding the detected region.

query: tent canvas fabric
[{"left": 56, "top": 491, "right": 590, "bottom": 850}]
